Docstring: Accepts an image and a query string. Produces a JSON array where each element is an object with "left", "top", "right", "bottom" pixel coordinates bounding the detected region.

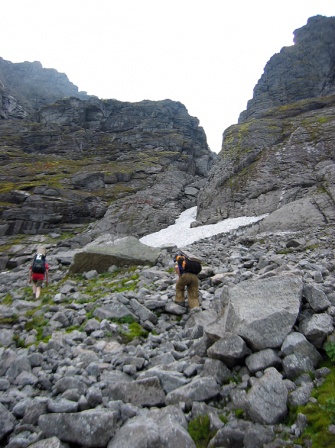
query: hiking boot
[
  {"left": 174, "top": 301, "right": 186, "bottom": 307},
  {"left": 189, "top": 306, "right": 201, "bottom": 314}
]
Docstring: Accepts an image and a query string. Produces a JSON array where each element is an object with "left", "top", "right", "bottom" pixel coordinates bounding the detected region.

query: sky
[
  {"left": 140, "top": 206, "right": 267, "bottom": 247},
  {"left": 1, "top": 1, "right": 334, "bottom": 153}
]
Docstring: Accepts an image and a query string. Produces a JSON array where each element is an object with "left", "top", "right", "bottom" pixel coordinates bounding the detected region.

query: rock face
[
  {"left": 0, "top": 72, "right": 216, "bottom": 236},
  {"left": 197, "top": 15, "right": 335, "bottom": 232}
]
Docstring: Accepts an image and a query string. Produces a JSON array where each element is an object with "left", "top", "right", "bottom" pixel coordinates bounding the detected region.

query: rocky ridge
[
  {"left": 0, "top": 220, "right": 334, "bottom": 447},
  {"left": 197, "top": 15, "right": 335, "bottom": 232}
]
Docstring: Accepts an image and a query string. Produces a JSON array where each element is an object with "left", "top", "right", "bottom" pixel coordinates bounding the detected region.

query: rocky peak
[
  {"left": 0, "top": 57, "right": 89, "bottom": 118},
  {"left": 239, "top": 15, "right": 335, "bottom": 122}
]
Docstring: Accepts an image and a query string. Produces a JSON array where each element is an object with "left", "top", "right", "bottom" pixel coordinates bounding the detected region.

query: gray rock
[
  {"left": 243, "top": 423, "right": 275, "bottom": 448},
  {"left": 39, "top": 409, "right": 118, "bottom": 447},
  {"left": 281, "top": 332, "right": 322, "bottom": 367},
  {"left": 93, "top": 303, "right": 137, "bottom": 321},
  {"left": 282, "top": 353, "right": 315, "bottom": 380},
  {"left": 108, "top": 405, "right": 196, "bottom": 448},
  {"left": 165, "top": 376, "right": 219, "bottom": 408},
  {"left": 6, "top": 353, "right": 31, "bottom": 380},
  {"left": 207, "top": 332, "right": 251, "bottom": 368},
  {"left": 53, "top": 376, "right": 88, "bottom": 396},
  {"left": 208, "top": 420, "right": 251, "bottom": 448},
  {"left": 200, "top": 358, "right": 232, "bottom": 385},
  {"left": 22, "top": 398, "right": 49, "bottom": 425},
  {"left": 0, "top": 329, "right": 14, "bottom": 347},
  {"left": 130, "top": 298, "right": 158, "bottom": 324},
  {"left": 289, "top": 383, "right": 314, "bottom": 407},
  {"left": 137, "top": 367, "right": 191, "bottom": 393},
  {"left": 303, "top": 284, "right": 331, "bottom": 312},
  {"left": 245, "top": 349, "right": 282, "bottom": 374},
  {"left": 246, "top": 367, "right": 288, "bottom": 425},
  {"left": 220, "top": 276, "right": 302, "bottom": 350},
  {"left": 299, "top": 313, "right": 334, "bottom": 348},
  {"left": 69, "top": 237, "right": 161, "bottom": 274},
  {"left": 47, "top": 398, "right": 79, "bottom": 413},
  {"left": 28, "top": 437, "right": 68, "bottom": 448},
  {"left": 103, "top": 377, "right": 166, "bottom": 407},
  {"left": 0, "top": 402, "right": 16, "bottom": 441}
]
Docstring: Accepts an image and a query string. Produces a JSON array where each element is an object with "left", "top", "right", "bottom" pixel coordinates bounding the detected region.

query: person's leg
[
  {"left": 35, "top": 280, "right": 43, "bottom": 299},
  {"left": 32, "top": 280, "right": 37, "bottom": 297},
  {"left": 187, "top": 274, "right": 199, "bottom": 309},
  {"left": 175, "top": 275, "right": 188, "bottom": 304}
]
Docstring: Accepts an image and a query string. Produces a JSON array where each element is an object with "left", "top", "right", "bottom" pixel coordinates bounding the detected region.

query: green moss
[
  {"left": 119, "top": 321, "right": 148, "bottom": 343},
  {"left": 13, "top": 334, "right": 25, "bottom": 348},
  {"left": 188, "top": 415, "right": 216, "bottom": 448},
  {"left": 292, "top": 364, "right": 335, "bottom": 447},
  {"left": 0, "top": 315, "right": 19, "bottom": 325},
  {"left": 234, "top": 408, "right": 245, "bottom": 419},
  {"left": 2, "top": 294, "right": 13, "bottom": 306}
]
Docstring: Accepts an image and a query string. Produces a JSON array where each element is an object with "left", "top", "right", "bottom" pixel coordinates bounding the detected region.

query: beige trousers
[{"left": 175, "top": 273, "right": 199, "bottom": 309}]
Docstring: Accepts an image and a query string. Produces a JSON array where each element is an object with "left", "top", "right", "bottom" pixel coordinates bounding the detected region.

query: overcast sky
[{"left": 1, "top": 1, "right": 334, "bottom": 153}]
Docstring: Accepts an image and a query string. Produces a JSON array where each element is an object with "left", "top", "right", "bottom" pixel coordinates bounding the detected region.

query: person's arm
[
  {"left": 28, "top": 267, "right": 32, "bottom": 283},
  {"left": 175, "top": 264, "right": 181, "bottom": 278}
]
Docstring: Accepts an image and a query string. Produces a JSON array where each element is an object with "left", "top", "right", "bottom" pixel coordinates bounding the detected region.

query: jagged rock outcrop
[
  {"left": 239, "top": 15, "right": 335, "bottom": 122},
  {"left": 0, "top": 57, "right": 89, "bottom": 116},
  {"left": 0, "top": 90, "right": 216, "bottom": 236},
  {"left": 197, "top": 15, "right": 335, "bottom": 231}
]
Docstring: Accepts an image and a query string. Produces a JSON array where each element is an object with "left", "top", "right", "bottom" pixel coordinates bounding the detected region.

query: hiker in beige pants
[{"left": 174, "top": 255, "right": 199, "bottom": 309}]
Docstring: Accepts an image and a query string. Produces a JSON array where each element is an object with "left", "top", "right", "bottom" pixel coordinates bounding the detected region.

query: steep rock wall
[{"left": 197, "top": 15, "right": 335, "bottom": 232}]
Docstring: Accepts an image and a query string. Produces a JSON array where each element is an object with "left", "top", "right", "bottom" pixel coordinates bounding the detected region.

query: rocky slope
[
  {"left": 197, "top": 15, "right": 335, "bottom": 232},
  {"left": 0, "top": 219, "right": 334, "bottom": 447}
]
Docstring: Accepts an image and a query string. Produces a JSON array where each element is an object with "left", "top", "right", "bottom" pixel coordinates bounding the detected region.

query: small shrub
[
  {"left": 13, "top": 334, "right": 25, "bottom": 348},
  {"left": 188, "top": 415, "right": 216, "bottom": 448},
  {"left": 324, "top": 341, "right": 335, "bottom": 363}
]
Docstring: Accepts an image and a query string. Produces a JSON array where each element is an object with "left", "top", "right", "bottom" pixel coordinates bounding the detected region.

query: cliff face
[
  {"left": 197, "top": 15, "right": 335, "bottom": 233},
  {"left": 0, "top": 79, "right": 216, "bottom": 236}
]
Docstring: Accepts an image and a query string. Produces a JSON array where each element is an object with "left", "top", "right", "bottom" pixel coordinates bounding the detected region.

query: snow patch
[{"left": 140, "top": 206, "right": 267, "bottom": 247}]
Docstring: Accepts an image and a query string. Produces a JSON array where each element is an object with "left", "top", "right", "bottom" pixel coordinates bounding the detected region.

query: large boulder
[
  {"left": 216, "top": 276, "right": 303, "bottom": 350},
  {"left": 68, "top": 236, "right": 161, "bottom": 274}
]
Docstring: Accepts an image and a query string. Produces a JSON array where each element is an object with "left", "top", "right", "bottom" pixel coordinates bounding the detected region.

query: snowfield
[{"left": 140, "top": 206, "right": 267, "bottom": 247}]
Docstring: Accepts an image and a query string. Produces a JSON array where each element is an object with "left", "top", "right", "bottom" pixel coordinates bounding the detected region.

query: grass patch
[
  {"left": 119, "top": 321, "right": 148, "bottom": 343},
  {"left": 292, "top": 361, "right": 335, "bottom": 447},
  {"left": 25, "top": 314, "right": 49, "bottom": 342},
  {"left": 0, "top": 315, "right": 19, "bottom": 325},
  {"left": 2, "top": 294, "right": 13, "bottom": 306},
  {"left": 188, "top": 415, "right": 216, "bottom": 448}
]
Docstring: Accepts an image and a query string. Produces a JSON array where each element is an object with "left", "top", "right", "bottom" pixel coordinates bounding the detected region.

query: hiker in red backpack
[
  {"left": 29, "top": 246, "right": 49, "bottom": 299},
  {"left": 174, "top": 253, "right": 200, "bottom": 309}
]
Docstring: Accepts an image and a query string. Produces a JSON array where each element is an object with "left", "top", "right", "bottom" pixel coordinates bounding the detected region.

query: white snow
[{"left": 140, "top": 206, "right": 267, "bottom": 247}]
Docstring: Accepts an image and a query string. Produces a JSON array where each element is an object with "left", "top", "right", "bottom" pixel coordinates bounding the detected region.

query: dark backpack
[
  {"left": 181, "top": 251, "right": 202, "bottom": 275},
  {"left": 32, "top": 253, "right": 46, "bottom": 274}
]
